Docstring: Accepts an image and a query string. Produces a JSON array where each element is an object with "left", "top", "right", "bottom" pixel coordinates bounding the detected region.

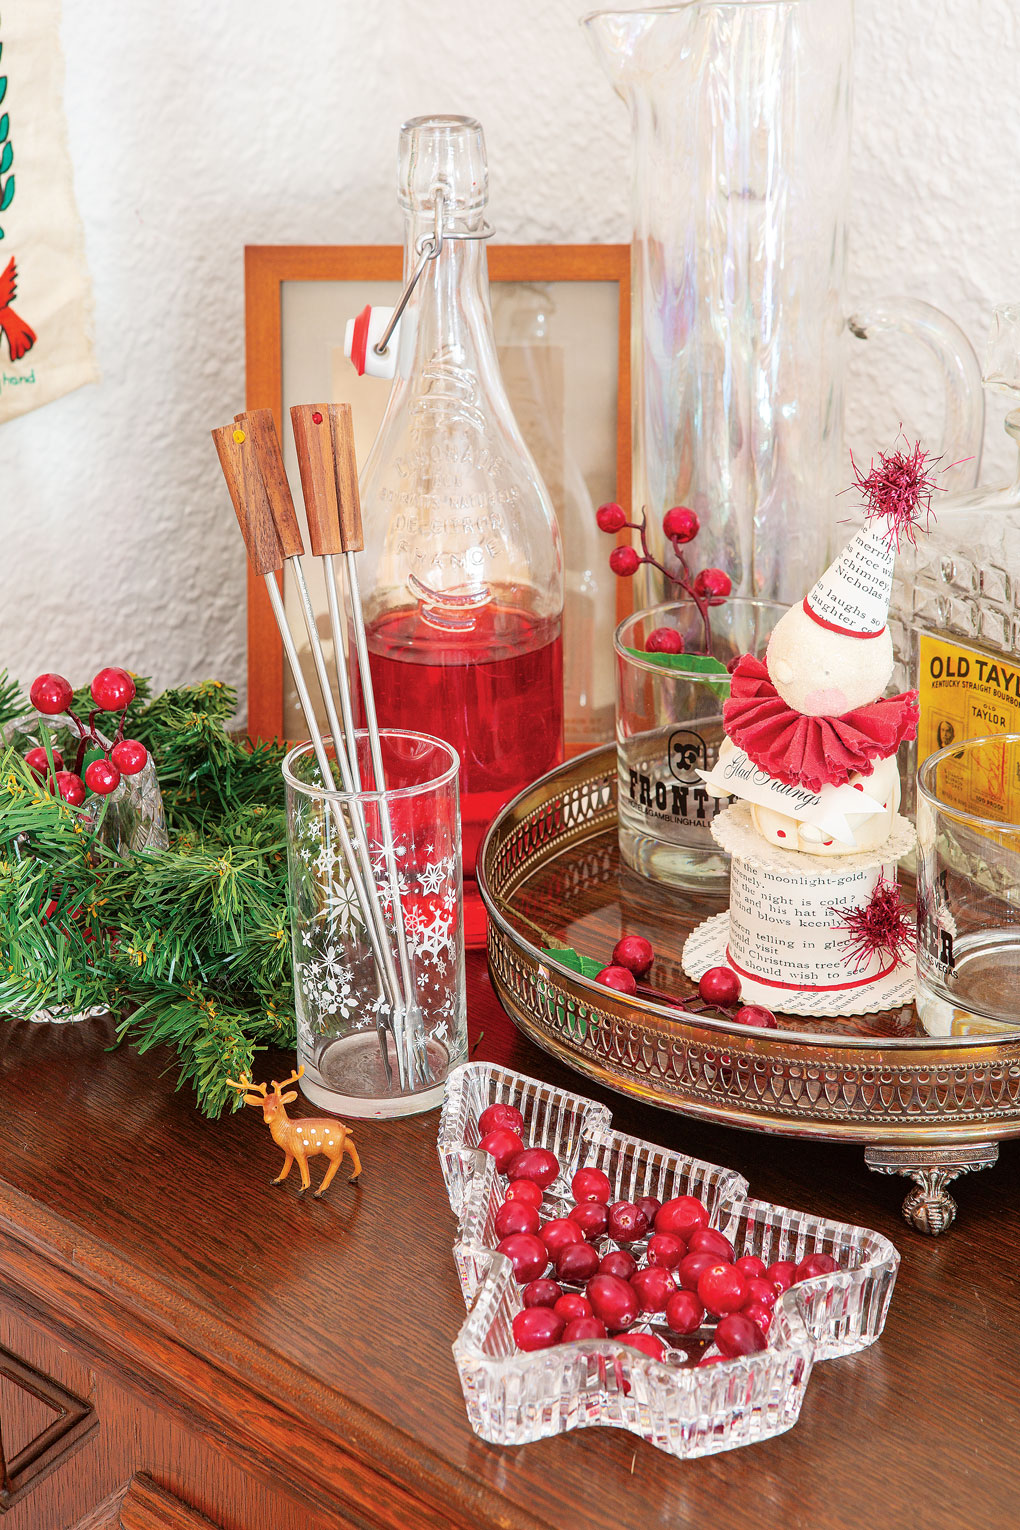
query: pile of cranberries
[
  {"left": 477, "top": 1100, "right": 840, "bottom": 1366},
  {"left": 592, "top": 933, "right": 778, "bottom": 1031},
  {"left": 26, "top": 669, "right": 148, "bottom": 806}
]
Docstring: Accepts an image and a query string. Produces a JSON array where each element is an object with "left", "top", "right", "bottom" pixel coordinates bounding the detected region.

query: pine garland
[{"left": 0, "top": 671, "right": 295, "bottom": 1116}]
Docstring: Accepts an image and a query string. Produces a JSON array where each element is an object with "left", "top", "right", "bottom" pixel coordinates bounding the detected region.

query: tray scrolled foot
[{"left": 864, "top": 1143, "right": 999, "bottom": 1236}]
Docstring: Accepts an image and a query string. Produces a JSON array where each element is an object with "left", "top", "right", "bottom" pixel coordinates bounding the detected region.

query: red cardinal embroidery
[{"left": 0, "top": 257, "right": 37, "bottom": 362}]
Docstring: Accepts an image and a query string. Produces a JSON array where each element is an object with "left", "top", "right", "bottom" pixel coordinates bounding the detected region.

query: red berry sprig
[
  {"left": 596, "top": 502, "right": 732, "bottom": 656},
  {"left": 592, "top": 937, "right": 778, "bottom": 1030},
  {"left": 24, "top": 668, "right": 148, "bottom": 805}
]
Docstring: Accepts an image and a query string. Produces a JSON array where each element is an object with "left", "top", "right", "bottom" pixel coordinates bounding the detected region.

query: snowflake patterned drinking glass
[
  {"left": 283, "top": 730, "right": 467, "bottom": 1118},
  {"left": 915, "top": 734, "right": 1020, "bottom": 1036}
]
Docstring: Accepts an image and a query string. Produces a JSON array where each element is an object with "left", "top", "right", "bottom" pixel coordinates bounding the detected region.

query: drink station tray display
[{"left": 477, "top": 746, "right": 1020, "bottom": 1234}]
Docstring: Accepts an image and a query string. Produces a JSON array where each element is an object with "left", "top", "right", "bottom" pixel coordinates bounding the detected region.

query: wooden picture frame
[{"left": 243, "top": 243, "right": 631, "bottom": 742}]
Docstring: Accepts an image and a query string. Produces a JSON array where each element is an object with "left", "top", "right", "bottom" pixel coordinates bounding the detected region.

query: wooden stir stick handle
[
  {"left": 290, "top": 404, "right": 343, "bottom": 557},
  {"left": 211, "top": 423, "right": 285, "bottom": 576},
  {"left": 233, "top": 409, "right": 305, "bottom": 560},
  {"left": 329, "top": 402, "right": 365, "bottom": 553}
]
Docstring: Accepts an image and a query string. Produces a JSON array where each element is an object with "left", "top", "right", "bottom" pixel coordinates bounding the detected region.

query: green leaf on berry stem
[
  {"left": 624, "top": 646, "right": 730, "bottom": 700},
  {"left": 541, "top": 945, "right": 605, "bottom": 982}
]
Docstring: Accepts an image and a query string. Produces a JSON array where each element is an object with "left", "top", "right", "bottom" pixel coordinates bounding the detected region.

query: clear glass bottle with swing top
[{"left": 355, "top": 115, "right": 564, "bottom": 943}]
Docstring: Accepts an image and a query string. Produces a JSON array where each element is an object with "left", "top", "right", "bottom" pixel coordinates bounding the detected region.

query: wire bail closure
[{"left": 372, "top": 189, "right": 494, "bottom": 359}]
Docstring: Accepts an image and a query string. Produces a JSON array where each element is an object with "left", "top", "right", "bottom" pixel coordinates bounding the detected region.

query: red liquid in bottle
[{"left": 366, "top": 606, "right": 564, "bottom": 945}]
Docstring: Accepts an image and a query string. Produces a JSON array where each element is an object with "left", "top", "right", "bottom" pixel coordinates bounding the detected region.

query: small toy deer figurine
[{"left": 226, "top": 1065, "right": 362, "bottom": 1198}]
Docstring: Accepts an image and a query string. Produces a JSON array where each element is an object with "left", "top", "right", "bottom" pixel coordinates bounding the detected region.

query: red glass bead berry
[
  {"left": 662, "top": 506, "right": 700, "bottom": 543},
  {"left": 555, "top": 1241, "right": 601, "bottom": 1285},
  {"left": 596, "top": 501, "right": 627, "bottom": 533},
  {"left": 479, "top": 1102, "right": 525, "bottom": 1136},
  {"left": 540, "top": 1218, "right": 585, "bottom": 1256},
  {"left": 677, "top": 1251, "right": 720, "bottom": 1292},
  {"left": 562, "top": 1317, "right": 607, "bottom": 1342},
  {"left": 734, "top": 1004, "right": 778, "bottom": 1029},
  {"left": 697, "top": 965, "right": 741, "bottom": 1007},
  {"left": 90, "top": 667, "right": 136, "bottom": 712},
  {"left": 522, "top": 1278, "right": 562, "bottom": 1309},
  {"left": 629, "top": 1265, "right": 676, "bottom": 1314},
  {"left": 494, "top": 1200, "right": 541, "bottom": 1240},
  {"left": 25, "top": 745, "right": 64, "bottom": 779},
  {"left": 84, "top": 758, "right": 121, "bottom": 796},
  {"left": 655, "top": 1195, "right": 710, "bottom": 1240},
  {"left": 53, "top": 771, "right": 86, "bottom": 807},
  {"left": 497, "top": 1233, "right": 549, "bottom": 1285},
  {"left": 585, "top": 1273, "right": 639, "bottom": 1333},
  {"left": 665, "top": 1289, "right": 705, "bottom": 1335},
  {"left": 606, "top": 1201, "right": 649, "bottom": 1244},
  {"left": 505, "top": 1178, "right": 543, "bottom": 1207},
  {"left": 767, "top": 1259, "right": 797, "bottom": 1294},
  {"left": 687, "top": 1228, "right": 734, "bottom": 1262},
  {"left": 110, "top": 739, "right": 148, "bottom": 775},
  {"left": 794, "top": 1251, "right": 839, "bottom": 1283},
  {"left": 617, "top": 1332, "right": 666, "bottom": 1361},
  {"left": 743, "top": 1302, "right": 773, "bottom": 1337},
  {"left": 697, "top": 1263, "right": 750, "bottom": 1317},
  {"left": 479, "top": 1127, "right": 524, "bottom": 1174},
  {"left": 635, "top": 1194, "right": 662, "bottom": 1226},
  {"left": 734, "top": 1255, "right": 768, "bottom": 1282},
  {"left": 715, "top": 1312, "right": 768, "bottom": 1358},
  {"left": 507, "top": 1147, "right": 560, "bottom": 1189},
  {"left": 645, "top": 627, "right": 685, "bottom": 655},
  {"left": 571, "top": 1166, "right": 613, "bottom": 1204},
  {"left": 744, "top": 1276, "right": 777, "bottom": 1309},
  {"left": 610, "top": 935, "right": 654, "bottom": 977},
  {"left": 595, "top": 964, "right": 637, "bottom": 995},
  {"left": 647, "top": 1233, "right": 686, "bottom": 1270},
  {"left": 692, "top": 568, "right": 732, "bottom": 602},
  {"left": 554, "top": 1292, "right": 592, "bottom": 1323},
  {"left": 599, "top": 1249, "right": 638, "bottom": 1282},
  {"left": 512, "top": 1306, "right": 565, "bottom": 1352},
  {"left": 569, "top": 1202, "right": 609, "bottom": 1241},
  {"left": 29, "top": 673, "right": 73, "bottom": 716},
  {"left": 609, "top": 546, "right": 640, "bottom": 577}
]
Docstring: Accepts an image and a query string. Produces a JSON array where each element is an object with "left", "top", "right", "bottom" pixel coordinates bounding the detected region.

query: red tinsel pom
[
  {"left": 850, "top": 440, "right": 942, "bottom": 550},
  {"left": 829, "top": 876, "right": 917, "bottom": 973}
]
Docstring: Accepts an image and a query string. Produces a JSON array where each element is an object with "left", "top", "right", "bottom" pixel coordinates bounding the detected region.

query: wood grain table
[{"left": 0, "top": 951, "right": 1016, "bottom": 1529}]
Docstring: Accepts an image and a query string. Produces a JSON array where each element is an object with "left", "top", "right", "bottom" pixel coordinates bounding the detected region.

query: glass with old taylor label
[{"left": 614, "top": 599, "right": 784, "bottom": 887}]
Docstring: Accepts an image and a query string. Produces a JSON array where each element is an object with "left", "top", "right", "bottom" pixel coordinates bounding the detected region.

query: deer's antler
[
  {"left": 226, "top": 1074, "right": 269, "bottom": 1106},
  {"left": 271, "top": 1065, "right": 304, "bottom": 1093}
]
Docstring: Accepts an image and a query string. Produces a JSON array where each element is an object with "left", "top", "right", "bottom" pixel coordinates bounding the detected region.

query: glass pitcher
[{"left": 583, "top": 1, "right": 985, "bottom": 608}]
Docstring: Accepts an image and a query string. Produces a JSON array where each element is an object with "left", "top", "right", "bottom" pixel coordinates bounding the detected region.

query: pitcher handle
[{"left": 848, "top": 298, "right": 985, "bottom": 491}]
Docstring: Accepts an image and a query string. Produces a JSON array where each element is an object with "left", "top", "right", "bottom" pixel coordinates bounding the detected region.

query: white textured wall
[{"left": 1, "top": 0, "right": 1016, "bottom": 720}]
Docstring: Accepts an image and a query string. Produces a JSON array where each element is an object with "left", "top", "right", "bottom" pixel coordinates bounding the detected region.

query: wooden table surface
[{"left": 0, "top": 951, "right": 1017, "bottom": 1529}]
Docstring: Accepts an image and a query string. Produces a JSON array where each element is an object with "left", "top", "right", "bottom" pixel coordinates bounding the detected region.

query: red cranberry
[
  {"left": 569, "top": 1202, "right": 609, "bottom": 1241},
  {"left": 25, "top": 745, "right": 63, "bottom": 778},
  {"left": 555, "top": 1242, "right": 601, "bottom": 1285},
  {"left": 655, "top": 1195, "right": 709, "bottom": 1239},
  {"left": 795, "top": 1252, "right": 839, "bottom": 1283},
  {"left": 677, "top": 1251, "right": 719, "bottom": 1291},
  {"left": 600, "top": 1249, "right": 637, "bottom": 1281},
  {"left": 635, "top": 1194, "right": 662, "bottom": 1226},
  {"left": 662, "top": 505, "right": 699, "bottom": 543},
  {"left": 617, "top": 1332, "right": 666, "bottom": 1361},
  {"left": 687, "top": 1228, "right": 734, "bottom": 1262},
  {"left": 645, "top": 627, "right": 684, "bottom": 655},
  {"left": 743, "top": 1302, "right": 773, "bottom": 1336},
  {"left": 497, "top": 1233, "right": 549, "bottom": 1284},
  {"left": 541, "top": 1218, "right": 585, "bottom": 1256},
  {"left": 53, "top": 771, "right": 86, "bottom": 806},
  {"left": 553, "top": 1292, "right": 592, "bottom": 1322},
  {"left": 90, "top": 667, "right": 136, "bottom": 712},
  {"left": 606, "top": 1201, "right": 649, "bottom": 1243},
  {"left": 609, "top": 545, "right": 640, "bottom": 577},
  {"left": 697, "top": 965, "right": 741, "bottom": 1007},
  {"left": 479, "top": 1102, "right": 525, "bottom": 1136},
  {"left": 478, "top": 1128, "right": 524, "bottom": 1173},
  {"left": 522, "top": 1279, "right": 562, "bottom": 1309},
  {"left": 698, "top": 1354, "right": 728, "bottom": 1368},
  {"left": 595, "top": 964, "right": 636, "bottom": 995},
  {"left": 110, "top": 739, "right": 148, "bottom": 775},
  {"left": 494, "top": 1201, "right": 540, "bottom": 1239},
  {"left": 734, "top": 1004, "right": 777, "bottom": 1029},
  {"left": 571, "top": 1166, "right": 612, "bottom": 1204},
  {"left": 596, "top": 501, "right": 627, "bottom": 533},
  {"left": 29, "top": 673, "right": 73, "bottom": 715},
  {"left": 665, "top": 1289, "right": 705, "bottom": 1335},
  {"left": 507, "top": 1147, "right": 560, "bottom": 1189},
  {"left": 734, "top": 1255, "right": 768, "bottom": 1281},
  {"left": 629, "top": 1265, "right": 676, "bottom": 1313},
  {"left": 715, "top": 1313, "right": 767, "bottom": 1358},
  {"left": 505, "top": 1178, "right": 543, "bottom": 1207},
  {"left": 697, "top": 1263, "right": 750, "bottom": 1317},
  {"left": 767, "top": 1259, "right": 797, "bottom": 1294},
  {"left": 586, "top": 1274, "right": 638, "bottom": 1332},
  {"left": 84, "top": 758, "right": 121, "bottom": 796},
  {"left": 693, "top": 568, "right": 732, "bottom": 602},
  {"left": 562, "top": 1317, "right": 607, "bottom": 1341},
  {"left": 512, "top": 1307, "right": 565, "bottom": 1352},
  {"left": 647, "top": 1233, "right": 686, "bottom": 1270},
  {"left": 744, "top": 1277, "right": 777, "bottom": 1309},
  {"left": 610, "top": 934, "right": 654, "bottom": 976}
]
